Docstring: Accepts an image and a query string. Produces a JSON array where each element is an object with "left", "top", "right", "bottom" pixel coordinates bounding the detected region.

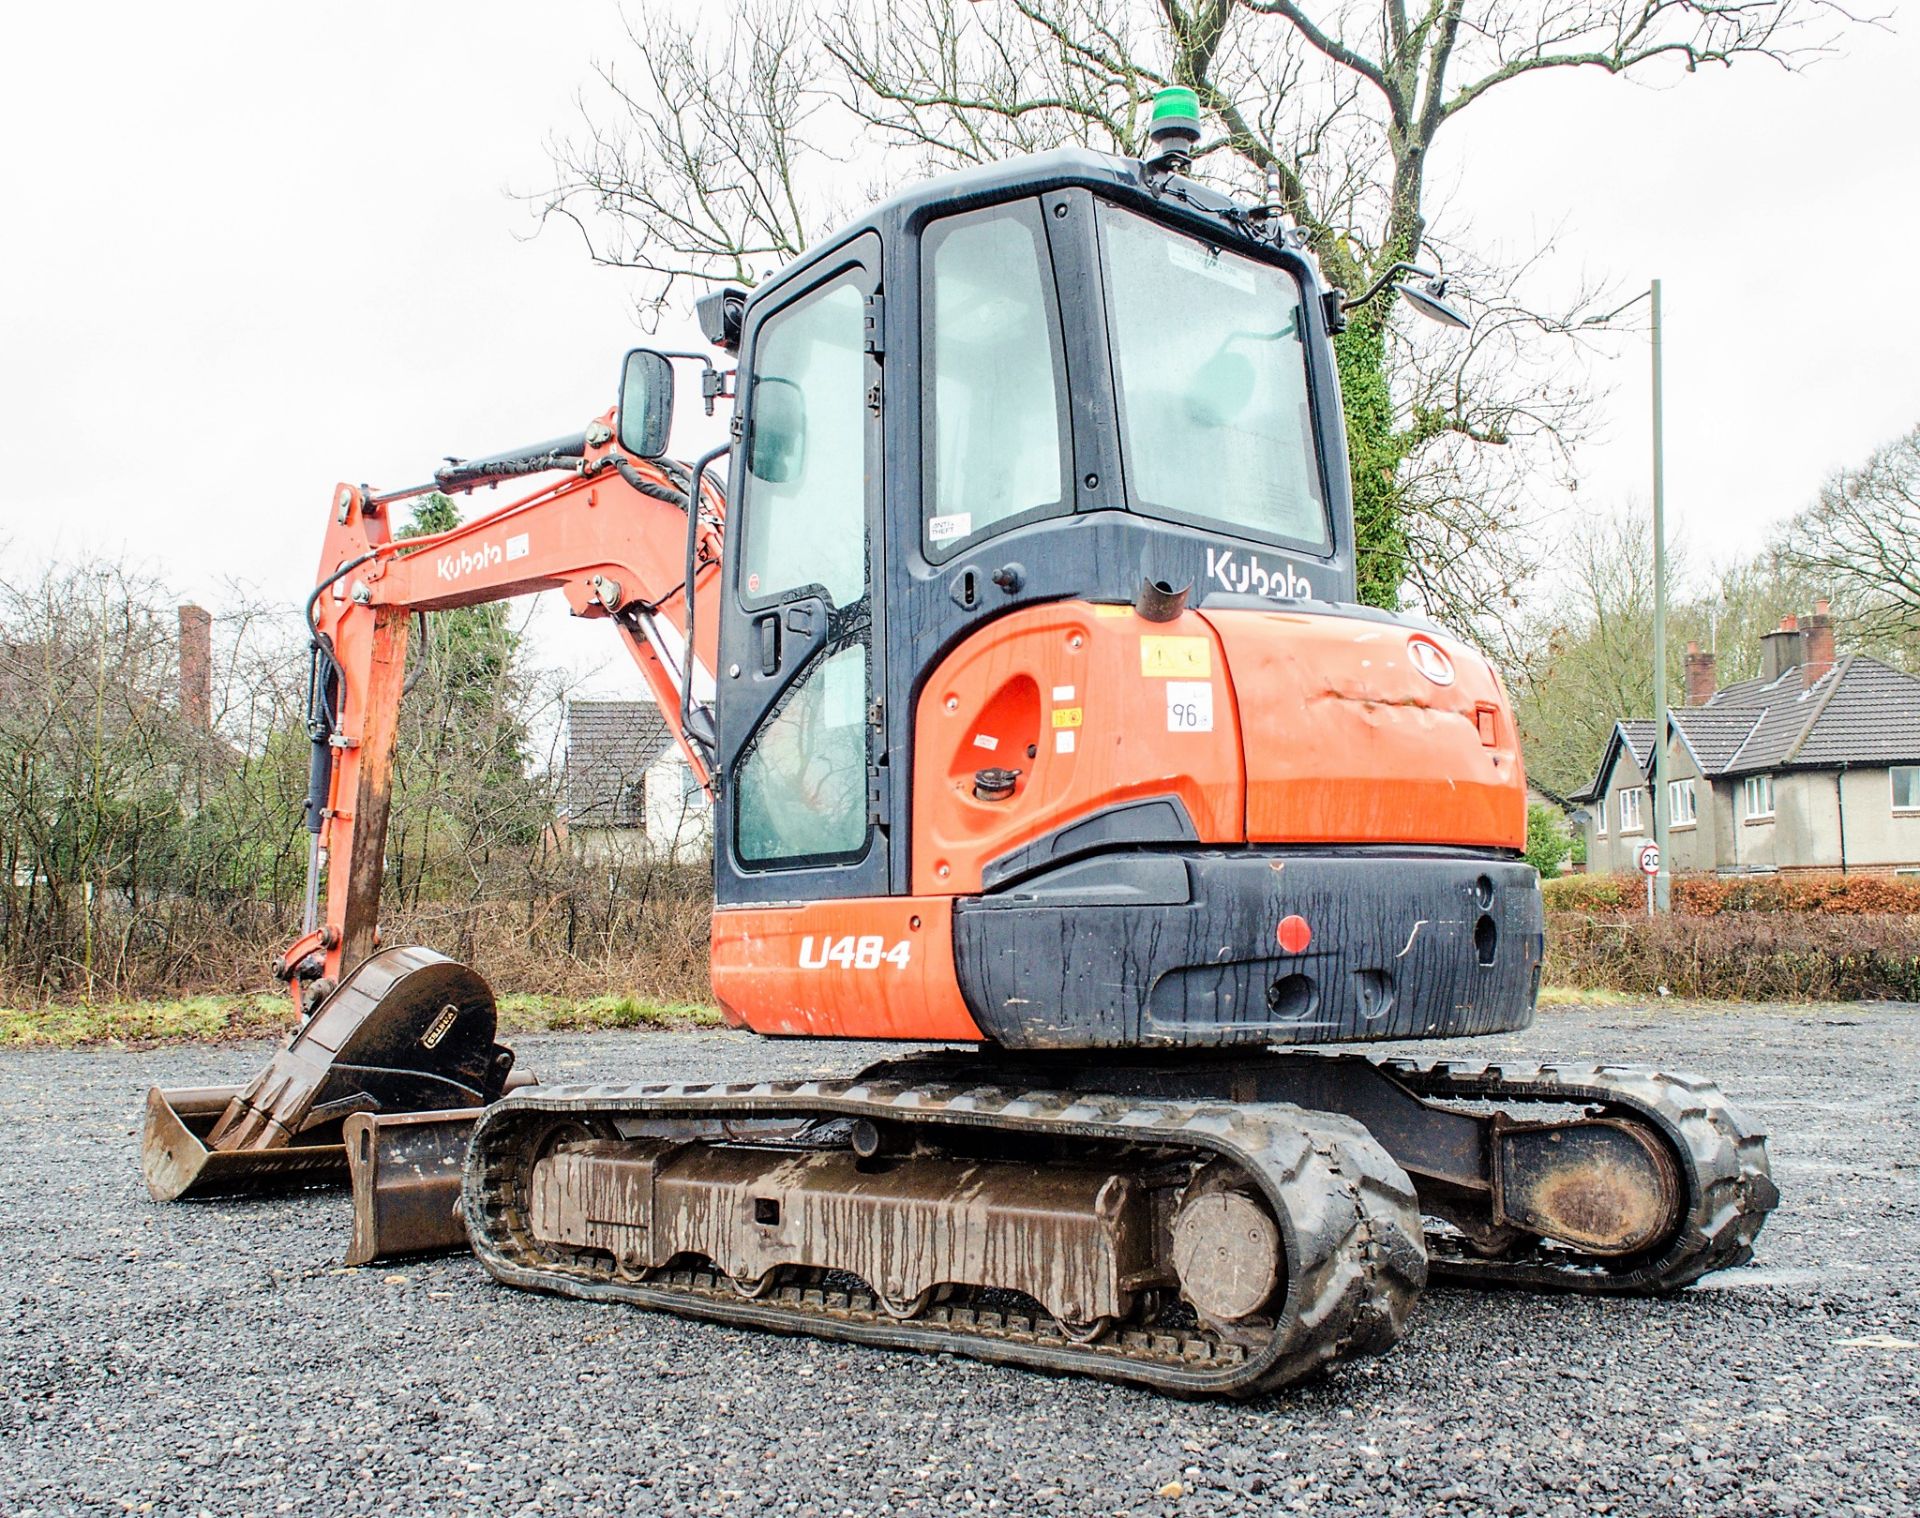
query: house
[
  {"left": 564, "top": 700, "right": 711, "bottom": 863},
  {"left": 1577, "top": 601, "right": 1920, "bottom": 876}
]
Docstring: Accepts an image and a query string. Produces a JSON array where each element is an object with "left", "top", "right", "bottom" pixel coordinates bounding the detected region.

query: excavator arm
[
  {"left": 139, "top": 396, "right": 733, "bottom": 1210},
  {"left": 283, "top": 416, "right": 726, "bottom": 1005}
]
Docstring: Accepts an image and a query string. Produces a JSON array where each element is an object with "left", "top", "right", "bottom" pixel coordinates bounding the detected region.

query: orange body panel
[
  {"left": 909, "top": 601, "right": 1526, "bottom": 901},
  {"left": 709, "top": 898, "right": 985, "bottom": 1042},
  {"left": 911, "top": 603, "right": 1246, "bottom": 895},
  {"left": 1203, "top": 609, "right": 1526, "bottom": 849}
]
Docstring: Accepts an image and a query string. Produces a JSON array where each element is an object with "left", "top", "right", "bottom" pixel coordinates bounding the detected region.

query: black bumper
[{"left": 952, "top": 850, "right": 1543, "bottom": 1050}]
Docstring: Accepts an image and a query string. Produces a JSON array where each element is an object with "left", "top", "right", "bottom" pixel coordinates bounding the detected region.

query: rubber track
[
  {"left": 463, "top": 1077, "right": 1427, "bottom": 1398},
  {"left": 1374, "top": 1056, "right": 1780, "bottom": 1293}
]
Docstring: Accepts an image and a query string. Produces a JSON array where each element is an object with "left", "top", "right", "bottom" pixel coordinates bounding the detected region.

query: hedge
[
  {"left": 1544, "top": 910, "right": 1920, "bottom": 1001},
  {"left": 1542, "top": 872, "right": 1920, "bottom": 916}
]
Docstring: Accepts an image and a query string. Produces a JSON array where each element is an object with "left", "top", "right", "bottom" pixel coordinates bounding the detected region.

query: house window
[
  {"left": 1595, "top": 802, "right": 1607, "bottom": 838},
  {"left": 1618, "top": 789, "right": 1643, "bottom": 834},
  {"left": 1669, "top": 779, "right": 1697, "bottom": 828},
  {"left": 1893, "top": 766, "right": 1920, "bottom": 812},
  {"left": 1743, "top": 774, "right": 1775, "bottom": 820}
]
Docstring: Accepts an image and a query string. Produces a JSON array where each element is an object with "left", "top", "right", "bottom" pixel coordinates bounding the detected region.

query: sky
[{"left": 3, "top": 1, "right": 1915, "bottom": 697}]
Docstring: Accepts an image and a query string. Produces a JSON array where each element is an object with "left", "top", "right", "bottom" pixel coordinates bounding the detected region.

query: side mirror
[
  {"left": 747, "top": 377, "right": 805, "bottom": 484},
  {"left": 618, "top": 348, "right": 675, "bottom": 458}
]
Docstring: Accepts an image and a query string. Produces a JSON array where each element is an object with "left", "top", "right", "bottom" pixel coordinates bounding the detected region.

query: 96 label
[{"left": 1166, "top": 681, "right": 1214, "bottom": 732}]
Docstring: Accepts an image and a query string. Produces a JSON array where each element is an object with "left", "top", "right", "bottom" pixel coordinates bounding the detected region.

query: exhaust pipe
[{"left": 1134, "top": 577, "right": 1191, "bottom": 623}]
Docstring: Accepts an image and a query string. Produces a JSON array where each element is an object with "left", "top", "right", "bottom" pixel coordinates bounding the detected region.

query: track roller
[{"left": 465, "top": 1077, "right": 1428, "bottom": 1397}]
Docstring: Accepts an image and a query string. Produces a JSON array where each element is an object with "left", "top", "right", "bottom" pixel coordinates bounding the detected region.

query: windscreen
[{"left": 1097, "top": 203, "right": 1328, "bottom": 548}]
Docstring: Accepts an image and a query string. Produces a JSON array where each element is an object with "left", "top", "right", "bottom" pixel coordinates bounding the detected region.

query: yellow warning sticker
[
  {"left": 1094, "top": 605, "right": 1132, "bottom": 618},
  {"left": 1052, "top": 707, "right": 1083, "bottom": 729},
  {"left": 1140, "top": 636, "right": 1211, "bottom": 678}
]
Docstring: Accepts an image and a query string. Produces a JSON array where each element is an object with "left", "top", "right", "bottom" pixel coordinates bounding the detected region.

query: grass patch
[
  {"left": 497, "top": 993, "right": 723, "bottom": 1034},
  {"left": 1536, "top": 985, "right": 1645, "bottom": 1008},
  {"left": 0, "top": 993, "right": 295, "bottom": 1048},
  {"left": 0, "top": 989, "right": 721, "bottom": 1048}
]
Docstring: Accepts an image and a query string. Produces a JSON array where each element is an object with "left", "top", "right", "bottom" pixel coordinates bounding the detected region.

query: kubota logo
[
  {"left": 436, "top": 542, "right": 503, "bottom": 582},
  {"left": 1207, "top": 548, "right": 1313, "bottom": 601}
]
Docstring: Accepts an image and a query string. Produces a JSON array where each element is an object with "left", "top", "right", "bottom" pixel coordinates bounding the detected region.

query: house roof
[
  {"left": 1575, "top": 719, "right": 1656, "bottom": 802},
  {"left": 1618, "top": 719, "right": 1658, "bottom": 769},
  {"left": 1785, "top": 656, "right": 1920, "bottom": 768},
  {"left": 1526, "top": 777, "right": 1578, "bottom": 811},
  {"left": 565, "top": 700, "right": 676, "bottom": 826},
  {"left": 1578, "top": 655, "right": 1920, "bottom": 800},
  {"left": 1670, "top": 707, "right": 1762, "bottom": 771},
  {"left": 1702, "top": 667, "right": 1803, "bottom": 711}
]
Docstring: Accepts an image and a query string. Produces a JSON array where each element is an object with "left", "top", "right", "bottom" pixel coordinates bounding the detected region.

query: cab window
[
  {"left": 737, "top": 275, "right": 868, "bottom": 606},
  {"left": 921, "top": 201, "right": 1071, "bottom": 557}
]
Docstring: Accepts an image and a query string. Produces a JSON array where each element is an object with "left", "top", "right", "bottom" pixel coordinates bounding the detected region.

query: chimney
[
  {"left": 1684, "top": 640, "right": 1718, "bottom": 706},
  {"left": 1802, "top": 599, "right": 1835, "bottom": 688},
  {"left": 1760, "top": 614, "right": 1803, "bottom": 684},
  {"left": 178, "top": 604, "right": 212, "bottom": 730}
]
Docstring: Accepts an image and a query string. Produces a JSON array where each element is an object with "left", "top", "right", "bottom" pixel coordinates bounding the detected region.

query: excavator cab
[{"left": 640, "top": 148, "right": 1542, "bottom": 1049}]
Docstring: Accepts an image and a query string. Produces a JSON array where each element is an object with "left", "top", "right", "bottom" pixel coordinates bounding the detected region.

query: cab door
[{"left": 714, "top": 235, "right": 889, "bottom": 906}]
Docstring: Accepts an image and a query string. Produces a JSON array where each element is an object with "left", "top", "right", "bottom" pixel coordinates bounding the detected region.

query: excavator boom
[{"left": 288, "top": 440, "right": 724, "bottom": 999}]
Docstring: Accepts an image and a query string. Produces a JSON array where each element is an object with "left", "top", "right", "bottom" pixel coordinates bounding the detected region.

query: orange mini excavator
[{"left": 145, "top": 100, "right": 1776, "bottom": 1396}]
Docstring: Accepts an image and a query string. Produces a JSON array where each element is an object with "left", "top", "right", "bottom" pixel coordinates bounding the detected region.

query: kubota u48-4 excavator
[{"left": 143, "top": 94, "right": 1776, "bottom": 1397}]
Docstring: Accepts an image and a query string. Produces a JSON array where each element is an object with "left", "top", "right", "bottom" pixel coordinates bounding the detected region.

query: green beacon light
[{"left": 1146, "top": 86, "right": 1202, "bottom": 172}]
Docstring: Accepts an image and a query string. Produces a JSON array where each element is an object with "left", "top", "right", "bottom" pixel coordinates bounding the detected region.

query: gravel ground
[{"left": 3, "top": 1005, "right": 1917, "bottom": 1518}]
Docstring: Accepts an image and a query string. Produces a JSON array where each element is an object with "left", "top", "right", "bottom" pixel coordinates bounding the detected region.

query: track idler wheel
[
  {"left": 1171, "top": 1164, "right": 1286, "bottom": 1341},
  {"left": 1495, "top": 1116, "right": 1681, "bottom": 1257}
]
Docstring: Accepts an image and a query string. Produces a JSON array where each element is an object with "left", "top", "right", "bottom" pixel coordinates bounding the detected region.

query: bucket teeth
[{"left": 141, "top": 946, "right": 518, "bottom": 1203}]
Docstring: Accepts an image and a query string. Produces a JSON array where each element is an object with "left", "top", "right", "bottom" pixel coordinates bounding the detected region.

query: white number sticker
[
  {"left": 798, "top": 935, "right": 913, "bottom": 970},
  {"left": 1166, "top": 681, "right": 1214, "bottom": 732}
]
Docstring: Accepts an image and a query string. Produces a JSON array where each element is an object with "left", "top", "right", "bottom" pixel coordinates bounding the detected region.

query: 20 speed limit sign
[{"left": 1637, "top": 841, "right": 1662, "bottom": 875}]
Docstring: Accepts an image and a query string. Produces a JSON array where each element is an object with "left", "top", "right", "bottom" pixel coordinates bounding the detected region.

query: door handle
[{"left": 755, "top": 612, "right": 781, "bottom": 675}]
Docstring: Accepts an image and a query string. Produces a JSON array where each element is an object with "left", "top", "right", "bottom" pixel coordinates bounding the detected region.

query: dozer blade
[
  {"left": 343, "top": 1108, "right": 485, "bottom": 1266},
  {"left": 141, "top": 945, "right": 515, "bottom": 1203}
]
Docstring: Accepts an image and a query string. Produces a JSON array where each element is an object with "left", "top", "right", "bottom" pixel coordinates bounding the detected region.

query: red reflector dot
[{"left": 1276, "top": 915, "right": 1312, "bottom": 954}]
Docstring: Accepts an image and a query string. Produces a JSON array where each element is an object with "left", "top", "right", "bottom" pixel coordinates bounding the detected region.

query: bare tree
[
  {"left": 538, "top": 0, "right": 1866, "bottom": 624},
  {"left": 1511, "top": 505, "right": 1684, "bottom": 794},
  {"left": 1785, "top": 424, "right": 1920, "bottom": 647},
  {"left": 826, "top": 0, "right": 1868, "bottom": 615},
  {"left": 536, "top": 2, "right": 853, "bottom": 322}
]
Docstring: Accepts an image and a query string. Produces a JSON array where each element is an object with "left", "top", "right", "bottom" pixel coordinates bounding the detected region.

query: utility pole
[{"left": 1650, "top": 279, "right": 1670, "bottom": 913}]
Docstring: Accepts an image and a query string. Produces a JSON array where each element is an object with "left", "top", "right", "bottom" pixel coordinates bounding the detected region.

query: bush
[
  {"left": 1542, "top": 871, "right": 1920, "bottom": 917},
  {"left": 1541, "top": 874, "right": 1630, "bottom": 913},
  {"left": 1523, "top": 804, "right": 1573, "bottom": 879},
  {"left": 1545, "top": 910, "right": 1920, "bottom": 1001}
]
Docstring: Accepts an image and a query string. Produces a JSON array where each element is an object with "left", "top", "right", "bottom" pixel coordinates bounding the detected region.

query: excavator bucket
[{"left": 141, "top": 945, "right": 515, "bottom": 1203}]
